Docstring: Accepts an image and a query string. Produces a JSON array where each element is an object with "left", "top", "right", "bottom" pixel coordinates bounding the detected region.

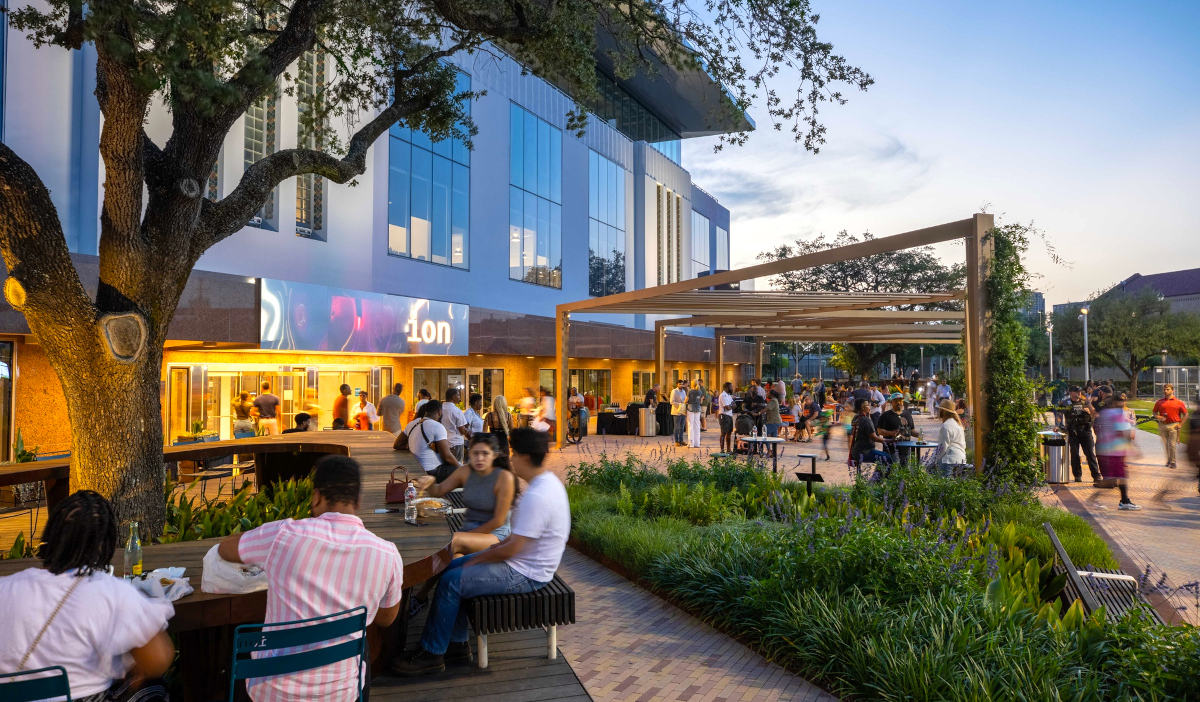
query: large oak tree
[
  {"left": 0, "top": 0, "right": 869, "bottom": 533},
  {"left": 1051, "top": 287, "right": 1200, "bottom": 398}
]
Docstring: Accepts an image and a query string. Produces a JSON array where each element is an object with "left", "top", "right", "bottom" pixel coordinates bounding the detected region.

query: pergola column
[
  {"left": 755, "top": 339, "right": 764, "bottom": 379},
  {"left": 654, "top": 320, "right": 667, "bottom": 396},
  {"left": 715, "top": 332, "right": 724, "bottom": 388},
  {"left": 555, "top": 307, "right": 570, "bottom": 449},
  {"left": 964, "top": 212, "right": 995, "bottom": 468}
]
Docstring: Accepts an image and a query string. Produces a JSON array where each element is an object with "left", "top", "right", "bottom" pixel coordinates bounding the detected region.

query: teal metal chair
[
  {"left": 229, "top": 607, "right": 367, "bottom": 702},
  {"left": 0, "top": 665, "right": 72, "bottom": 702}
]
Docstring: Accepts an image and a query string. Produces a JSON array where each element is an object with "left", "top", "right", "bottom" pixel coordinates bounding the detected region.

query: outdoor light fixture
[
  {"left": 1047, "top": 322, "right": 1054, "bottom": 379},
  {"left": 1079, "top": 307, "right": 1090, "bottom": 382}
]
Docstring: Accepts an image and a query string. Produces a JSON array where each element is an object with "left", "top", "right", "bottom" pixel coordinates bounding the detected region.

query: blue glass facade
[
  {"left": 588, "top": 150, "right": 627, "bottom": 297},
  {"left": 509, "top": 102, "right": 563, "bottom": 288},
  {"left": 387, "top": 72, "right": 471, "bottom": 268},
  {"left": 691, "top": 209, "right": 710, "bottom": 275}
]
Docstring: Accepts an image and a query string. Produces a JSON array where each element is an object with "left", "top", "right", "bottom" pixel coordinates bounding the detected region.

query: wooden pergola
[{"left": 556, "top": 214, "right": 995, "bottom": 456}]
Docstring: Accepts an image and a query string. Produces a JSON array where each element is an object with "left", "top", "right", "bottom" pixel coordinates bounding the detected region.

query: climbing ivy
[{"left": 983, "top": 224, "right": 1042, "bottom": 482}]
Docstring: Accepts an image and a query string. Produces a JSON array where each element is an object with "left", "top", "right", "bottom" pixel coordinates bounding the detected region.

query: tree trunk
[
  {"left": 57, "top": 344, "right": 169, "bottom": 536},
  {"left": 1128, "top": 370, "right": 1139, "bottom": 400}
]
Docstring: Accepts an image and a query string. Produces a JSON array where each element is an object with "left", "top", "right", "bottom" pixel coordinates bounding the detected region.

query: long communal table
[
  {"left": 0, "top": 431, "right": 592, "bottom": 702},
  {"left": 0, "top": 433, "right": 454, "bottom": 701}
]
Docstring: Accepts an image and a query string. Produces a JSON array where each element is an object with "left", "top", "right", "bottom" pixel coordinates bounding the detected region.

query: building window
[
  {"left": 569, "top": 369, "right": 613, "bottom": 405},
  {"left": 716, "top": 226, "right": 729, "bottom": 270},
  {"left": 206, "top": 157, "right": 220, "bottom": 202},
  {"left": 509, "top": 103, "right": 562, "bottom": 288},
  {"left": 244, "top": 88, "right": 278, "bottom": 228},
  {"left": 295, "top": 50, "right": 326, "bottom": 240},
  {"left": 388, "top": 72, "right": 471, "bottom": 269},
  {"left": 588, "top": 150, "right": 626, "bottom": 297},
  {"left": 584, "top": 71, "right": 681, "bottom": 166},
  {"left": 655, "top": 185, "right": 683, "bottom": 285},
  {"left": 691, "top": 210, "right": 710, "bottom": 277}
]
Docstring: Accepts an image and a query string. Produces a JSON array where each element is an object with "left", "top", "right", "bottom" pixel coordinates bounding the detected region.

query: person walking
[
  {"left": 332, "top": 383, "right": 352, "bottom": 428},
  {"left": 686, "top": 381, "right": 705, "bottom": 448},
  {"left": 763, "top": 391, "right": 784, "bottom": 438},
  {"left": 1097, "top": 392, "right": 1141, "bottom": 510},
  {"left": 717, "top": 382, "right": 735, "bottom": 453},
  {"left": 1152, "top": 383, "right": 1188, "bottom": 470},
  {"left": 253, "top": 381, "right": 282, "bottom": 435},
  {"left": 698, "top": 378, "right": 711, "bottom": 431},
  {"left": 1057, "top": 386, "right": 1102, "bottom": 483},
  {"left": 670, "top": 379, "right": 688, "bottom": 446},
  {"left": 378, "top": 383, "right": 407, "bottom": 435}
]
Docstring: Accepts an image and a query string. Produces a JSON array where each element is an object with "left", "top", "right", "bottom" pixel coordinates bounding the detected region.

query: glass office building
[{"left": 0, "top": 35, "right": 746, "bottom": 452}]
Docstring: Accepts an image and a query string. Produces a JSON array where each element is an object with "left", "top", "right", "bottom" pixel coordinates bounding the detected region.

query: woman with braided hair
[{"left": 0, "top": 490, "right": 175, "bottom": 701}]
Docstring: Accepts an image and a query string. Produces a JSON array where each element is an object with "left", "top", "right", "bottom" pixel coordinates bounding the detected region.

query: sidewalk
[
  {"left": 556, "top": 548, "right": 836, "bottom": 702},
  {"left": 1047, "top": 429, "right": 1200, "bottom": 624}
]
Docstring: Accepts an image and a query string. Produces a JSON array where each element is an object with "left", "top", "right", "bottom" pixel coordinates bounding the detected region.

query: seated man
[
  {"left": 395, "top": 428, "right": 570, "bottom": 676},
  {"left": 281, "top": 412, "right": 313, "bottom": 434},
  {"left": 218, "top": 456, "right": 403, "bottom": 701}
]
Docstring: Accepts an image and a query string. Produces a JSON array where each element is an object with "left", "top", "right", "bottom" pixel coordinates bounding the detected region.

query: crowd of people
[
  {"left": 642, "top": 371, "right": 969, "bottom": 471},
  {"left": 1052, "top": 380, "right": 1198, "bottom": 509}
]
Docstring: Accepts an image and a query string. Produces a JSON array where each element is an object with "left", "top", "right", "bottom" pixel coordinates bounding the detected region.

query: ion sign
[{"left": 260, "top": 279, "right": 468, "bottom": 355}]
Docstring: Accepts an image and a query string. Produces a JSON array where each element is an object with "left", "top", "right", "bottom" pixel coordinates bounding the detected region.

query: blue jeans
[
  {"left": 765, "top": 423, "right": 781, "bottom": 437},
  {"left": 420, "top": 555, "right": 547, "bottom": 655},
  {"left": 852, "top": 449, "right": 893, "bottom": 466},
  {"left": 673, "top": 415, "right": 685, "bottom": 443}
]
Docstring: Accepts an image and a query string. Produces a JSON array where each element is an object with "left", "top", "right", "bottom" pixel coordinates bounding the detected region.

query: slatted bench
[
  {"left": 1043, "top": 522, "right": 1163, "bottom": 624},
  {"left": 443, "top": 489, "right": 576, "bottom": 668}
]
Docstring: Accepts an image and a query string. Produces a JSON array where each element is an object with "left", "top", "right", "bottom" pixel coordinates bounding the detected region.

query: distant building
[
  {"left": 1112, "top": 268, "right": 1200, "bottom": 314},
  {"left": 1052, "top": 301, "right": 1087, "bottom": 317},
  {"left": 1021, "top": 291, "right": 1045, "bottom": 318}
]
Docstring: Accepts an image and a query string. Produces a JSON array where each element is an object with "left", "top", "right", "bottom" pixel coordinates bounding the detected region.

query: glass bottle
[
  {"left": 124, "top": 521, "right": 143, "bottom": 580},
  {"left": 404, "top": 483, "right": 418, "bottom": 524}
]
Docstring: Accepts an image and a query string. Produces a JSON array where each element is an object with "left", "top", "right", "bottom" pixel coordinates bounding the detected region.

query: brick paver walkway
[
  {"left": 556, "top": 548, "right": 836, "bottom": 702},
  {"left": 1047, "top": 428, "right": 1200, "bottom": 624}
]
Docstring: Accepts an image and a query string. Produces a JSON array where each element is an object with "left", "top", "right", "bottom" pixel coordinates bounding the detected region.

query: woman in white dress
[{"left": 935, "top": 398, "right": 967, "bottom": 470}]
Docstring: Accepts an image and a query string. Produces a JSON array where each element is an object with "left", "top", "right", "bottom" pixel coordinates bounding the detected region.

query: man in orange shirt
[
  {"left": 1152, "top": 383, "right": 1188, "bottom": 469},
  {"left": 332, "top": 383, "right": 352, "bottom": 428}
]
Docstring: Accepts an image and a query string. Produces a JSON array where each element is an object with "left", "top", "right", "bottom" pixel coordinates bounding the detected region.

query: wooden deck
[{"left": 0, "top": 431, "right": 592, "bottom": 702}]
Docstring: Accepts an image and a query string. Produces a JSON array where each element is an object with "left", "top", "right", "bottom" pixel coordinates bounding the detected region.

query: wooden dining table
[{"left": 0, "top": 431, "right": 450, "bottom": 702}]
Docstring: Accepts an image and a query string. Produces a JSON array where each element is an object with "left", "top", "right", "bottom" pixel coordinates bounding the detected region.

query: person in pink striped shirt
[{"left": 218, "top": 456, "right": 403, "bottom": 702}]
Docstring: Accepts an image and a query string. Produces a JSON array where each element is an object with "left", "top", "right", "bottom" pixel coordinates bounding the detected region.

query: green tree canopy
[
  {"left": 757, "top": 231, "right": 965, "bottom": 379},
  {"left": 1052, "top": 287, "right": 1200, "bottom": 398}
]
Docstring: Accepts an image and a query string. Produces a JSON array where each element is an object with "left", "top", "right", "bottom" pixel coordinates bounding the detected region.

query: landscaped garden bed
[{"left": 567, "top": 454, "right": 1200, "bottom": 700}]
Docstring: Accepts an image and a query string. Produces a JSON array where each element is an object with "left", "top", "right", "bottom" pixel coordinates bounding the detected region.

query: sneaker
[
  {"left": 392, "top": 649, "right": 445, "bottom": 677},
  {"left": 1117, "top": 502, "right": 1142, "bottom": 511},
  {"left": 1169, "top": 463, "right": 1177, "bottom": 469},
  {"left": 445, "top": 641, "right": 473, "bottom": 664},
  {"left": 1073, "top": 478, "right": 1082, "bottom": 483}
]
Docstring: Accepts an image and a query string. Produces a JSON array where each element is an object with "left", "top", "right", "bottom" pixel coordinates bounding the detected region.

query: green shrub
[
  {"left": 566, "top": 453, "right": 667, "bottom": 492},
  {"left": 570, "top": 511, "right": 697, "bottom": 577},
  {"left": 636, "top": 482, "right": 742, "bottom": 526},
  {"left": 665, "top": 456, "right": 767, "bottom": 491},
  {"left": 160, "top": 477, "right": 312, "bottom": 543}
]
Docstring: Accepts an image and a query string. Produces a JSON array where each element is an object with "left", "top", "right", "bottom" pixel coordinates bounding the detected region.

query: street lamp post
[
  {"left": 1080, "top": 307, "right": 1090, "bottom": 382},
  {"left": 1162, "top": 349, "right": 1168, "bottom": 368},
  {"left": 1047, "top": 322, "right": 1054, "bottom": 380},
  {"left": 919, "top": 346, "right": 924, "bottom": 377}
]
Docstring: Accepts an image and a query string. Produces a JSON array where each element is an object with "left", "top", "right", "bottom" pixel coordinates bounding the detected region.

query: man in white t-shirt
[
  {"left": 395, "top": 428, "right": 569, "bottom": 676},
  {"left": 440, "top": 388, "right": 470, "bottom": 462},
  {"left": 717, "top": 382, "right": 735, "bottom": 454},
  {"left": 399, "top": 400, "right": 461, "bottom": 476}
]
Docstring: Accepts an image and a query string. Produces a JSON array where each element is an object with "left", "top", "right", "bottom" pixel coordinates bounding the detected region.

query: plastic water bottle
[
  {"left": 124, "top": 522, "right": 142, "bottom": 580},
  {"left": 404, "top": 483, "right": 418, "bottom": 524}
]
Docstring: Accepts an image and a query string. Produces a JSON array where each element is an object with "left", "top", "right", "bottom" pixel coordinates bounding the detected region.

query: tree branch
[{"left": 0, "top": 143, "right": 97, "bottom": 332}]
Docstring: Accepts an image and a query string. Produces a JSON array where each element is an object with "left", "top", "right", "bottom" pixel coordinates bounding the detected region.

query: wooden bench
[
  {"left": 444, "top": 490, "right": 576, "bottom": 668},
  {"left": 1043, "top": 522, "right": 1162, "bottom": 624}
]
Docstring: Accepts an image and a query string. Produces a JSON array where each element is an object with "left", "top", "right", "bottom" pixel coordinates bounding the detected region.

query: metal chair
[
  {"left": 229, "top": 607, "right": 367, "bottom": 702},
  {"left": 0, "top": 665, "right": 72, "bottom": 702}
]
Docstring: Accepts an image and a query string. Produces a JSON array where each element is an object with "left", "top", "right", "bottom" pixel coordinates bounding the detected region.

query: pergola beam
[{"left": 559, "top": 219, "right": 974, "bottom": 313}]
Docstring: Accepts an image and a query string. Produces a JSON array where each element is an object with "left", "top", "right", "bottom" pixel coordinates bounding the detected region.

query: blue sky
[{"left": 683, "top": 0, "right": 1200, "bottom": 305}]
